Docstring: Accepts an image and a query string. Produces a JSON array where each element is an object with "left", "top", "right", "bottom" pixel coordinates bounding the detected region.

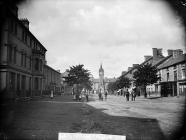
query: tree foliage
[
  {"left": 133, "top": 63, "right": 159, "bottom": 87},
  {"left": 117, "top": 75, "right": 131, "bottom": 89},
  {"left": 107, "top": 75, "right": 131, "bottom": 92},
  {"left": 64, "top": 64, "right": 92, "bottom": 90}
]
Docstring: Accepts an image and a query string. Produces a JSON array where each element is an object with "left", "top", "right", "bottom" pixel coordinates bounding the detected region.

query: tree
[
  {"left": 64, "top": 64, "right": 92, "bottom": 90},
  {"left": 133, "top": 63, "right": 159, "bottom": 98},
  {"left": 107, "top": 82, "right": 117, "bottom": 93},
  {"left": 107, "top": 75, "right": 131, "bottom": 92},
  {"left": 117, "top": 75, "right": 131, "bottom": 89}
]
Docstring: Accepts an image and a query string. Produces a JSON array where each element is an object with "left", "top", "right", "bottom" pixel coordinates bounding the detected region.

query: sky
[{"left": 18, "top": 0, "right": 185, "bottom": 78}]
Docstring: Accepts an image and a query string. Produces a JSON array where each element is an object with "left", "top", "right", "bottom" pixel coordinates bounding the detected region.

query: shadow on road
[{"left": 0, "top": 96, "right": 185, "bottom": 140}]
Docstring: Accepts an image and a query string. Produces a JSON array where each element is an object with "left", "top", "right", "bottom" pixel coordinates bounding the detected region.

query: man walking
[
  {"left": 125, "top": 89, "right": 130, "bottom": 101},
  {"left": 131, "top": 88, "right": 137, "bottom": 101},
  {"left": 104, "top": 90, "right": 108, "bottom": 100}
]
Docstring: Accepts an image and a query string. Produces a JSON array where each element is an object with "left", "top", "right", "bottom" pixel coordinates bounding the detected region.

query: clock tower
[{"left": 99, "top": 64, "right": 104, "bottom": 91}]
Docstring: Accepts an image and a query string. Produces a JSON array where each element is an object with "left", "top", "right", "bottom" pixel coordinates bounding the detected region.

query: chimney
[
  {"left": 122, "top": 71, "right": 127, "bottom": 75},
  {"left": 132, "top": 64, "right": 139, "bottom": 68},
  {"left": 167, "top": 49, "right": 173, "bottom": 56},
  {"left": 20, "top": 18, "right": 29, "bottom": 29},
  {"left": 153, "top": 48, "right": 163, "bottom": 58},
  {"left": 144, "top": 56, "right": 152, "bottom": 61},
  {"left": 153, "top": 48, "right": 158, "bottom": 58},
  {"left": 128, "top": 67, "right": 132, "bottom": 71},
  {"left": 173, "top": 49, "right": 183, "bottom": 58}
]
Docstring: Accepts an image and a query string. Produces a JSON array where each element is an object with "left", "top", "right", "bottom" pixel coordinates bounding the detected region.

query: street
[{"left": 2, "top": 94, "right": 185, "bottom": 140}]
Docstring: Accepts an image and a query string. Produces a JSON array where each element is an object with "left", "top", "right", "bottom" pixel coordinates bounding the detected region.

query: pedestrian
[
  {"left": 132, "top": 88, "right": 137, "bottom": 101},
  {"left": 50, "top": 90, "right": 54, "bottom": 99},
  {"left": 85, "top": 89, "right": 89, "bottom": 102},
  {"left": 104, "top": 90, "right": 108, "bottom": 100},
  {"left": 73, "top": 84, "right": 80, "bottom": 101},
  {"left": 125, "top": 89, "right": 130, "bottom": 101}
]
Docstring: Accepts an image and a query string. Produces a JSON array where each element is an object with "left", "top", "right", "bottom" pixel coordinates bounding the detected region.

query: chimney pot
[{"left": 167, "top": 50, "right": 173, "bottom": 56}]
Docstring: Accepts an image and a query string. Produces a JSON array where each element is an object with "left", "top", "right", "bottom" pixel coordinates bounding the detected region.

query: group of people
[
  {"left": 98, "top": 89, "right": 108, "bottom": 101},
  {"left": 72, "top": 84, "right": 90, "bottom": 102},
  {"left": 124, "top": 88, "right": 137, "bottom": 101}
]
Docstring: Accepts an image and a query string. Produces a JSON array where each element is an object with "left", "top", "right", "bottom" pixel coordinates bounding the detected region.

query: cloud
[{"left": 18, "top": 0, "right": 185, "bottom": 78}]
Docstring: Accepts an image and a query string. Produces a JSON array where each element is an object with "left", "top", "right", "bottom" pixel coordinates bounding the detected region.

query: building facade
[
  {"left": 92, "top": 64, "right": 116, "bottom": 92},
  {"left": 43, "top": 65, "right": 62, "bottom": 95},
  {"left": 122, "top": 47, "right": 186, "bottom": 97},
  {"left": 0, "top": 4, "right": 61, "bottom": 100},
  {"left": 158, "top": 51, "right": 186, "bottom": 96}
]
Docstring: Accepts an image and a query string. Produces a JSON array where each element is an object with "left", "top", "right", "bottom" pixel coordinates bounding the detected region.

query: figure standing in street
[
  {"left": 50, "top": 90, "right": 54, "bottom": 99},
  {"left": 104, "top": 90, "right": 108, "bottom": 100},
  {"left": 131, "top": 88, "right": 137, "bottom": 101},
  {"left": 125, "top": 89, "right": 130, "bottom": 101},
  {"left": 85, "top": 89, "right": 89, "bottom": 102}
]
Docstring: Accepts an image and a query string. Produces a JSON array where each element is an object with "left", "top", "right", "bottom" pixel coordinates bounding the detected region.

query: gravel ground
[{"left": 1, "top": 94, "right": 185, "bottom": 140}]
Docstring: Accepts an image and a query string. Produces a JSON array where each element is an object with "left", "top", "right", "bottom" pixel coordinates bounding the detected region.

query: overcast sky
[{"left": 18, "top": 0, "right": 185, "bottom": 78}]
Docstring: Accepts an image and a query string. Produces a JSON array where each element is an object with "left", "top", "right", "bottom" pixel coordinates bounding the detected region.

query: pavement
[{"left": 1, "top": 94, "right": 185, "bottom": 140}]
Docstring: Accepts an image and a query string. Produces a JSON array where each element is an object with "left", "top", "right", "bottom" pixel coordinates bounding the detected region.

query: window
[
  {"left": 15, "top": 23, "right": 17, "bottom": 35},
  {"left": 35, "top": 77, "right": 39, "bottom": 90},
  {"left": 29, "top": 77, "right": 32, "bottom": 90},
  {"left": 174, "top": 71, "right": 177, "bottom": 81},
  {"left": 17, "top": 74, "right": 20, "bottom": 90},
  {"left": 181, "top": 69, "right": 186, "bottom": 79},
  {"left": 158, "top": 72, "right": 161, "bottom": 81},
  {"left": 24, "top": 54, "right": 26, "bottom": 67},
  {"left": 167, "top": 73, "right": 169, "bottom": 81},
  {"left": 21, "top": 75, "right": 26, "bottom": 90},
  {"left": 21, "top": 52, "right": 24, "bottom": 66},
  {"left": 25, "top": 34, "right": 27, "bottom": 43},
  {"left": 30, "top": 38, "right": 32, "bottom": 47},
  {"left": 173, "top": 65, "right": 177, "bottom": 69},
  {"left": 22, "top": 30, "right": 24, "bottom": 41},
  {"left": 10, "top": 19, "right": 14, "bottom": 32},
  {"left": 10, "top": 72, "right": 16, "bottom": 90},
  {"left": 22, "top": 30, "right": 27, "bottom": 43},
  {"left": 29, "top": 57, "right": 32, "bottom": 69},
  {"left": 14, "top": 47, "right": 16, "bottom": 64},
  {"left": 9, "top": 46, "right": 13, "bottom": 62},
  {"left": 35, "top": 58, "right": 39, "bottom": 70}
]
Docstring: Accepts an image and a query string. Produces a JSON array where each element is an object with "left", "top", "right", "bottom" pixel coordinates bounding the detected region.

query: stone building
[
  {"left": 122, "top": 48, "right": 185, "bottom": 97},
  {"left": 92, "top": 64, "right": 116, "bottom": 92},
  {"left": 122, "top": 48, "right": 170, "bottom": 95},
  {"left": 43, "top": 65, "right": 62, "bottom": 95},
  {"left": 0, "top": 4, "right": 61, "bottom": 100},
  {"left": 157, "top": 50, "right": 186, "bottom": 96}
]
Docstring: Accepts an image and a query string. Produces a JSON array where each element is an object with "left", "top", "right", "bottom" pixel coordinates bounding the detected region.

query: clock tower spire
[{"left": 99, "top": 63, "right": 104, "bottom": 91}]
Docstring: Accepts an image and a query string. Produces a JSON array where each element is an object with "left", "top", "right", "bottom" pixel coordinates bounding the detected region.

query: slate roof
[
  {"left": 158, "top": 54, "right": 186, "bottom": 69},
  {"left": 122, "top": 57, "right": 153, "bottom": 76}
]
